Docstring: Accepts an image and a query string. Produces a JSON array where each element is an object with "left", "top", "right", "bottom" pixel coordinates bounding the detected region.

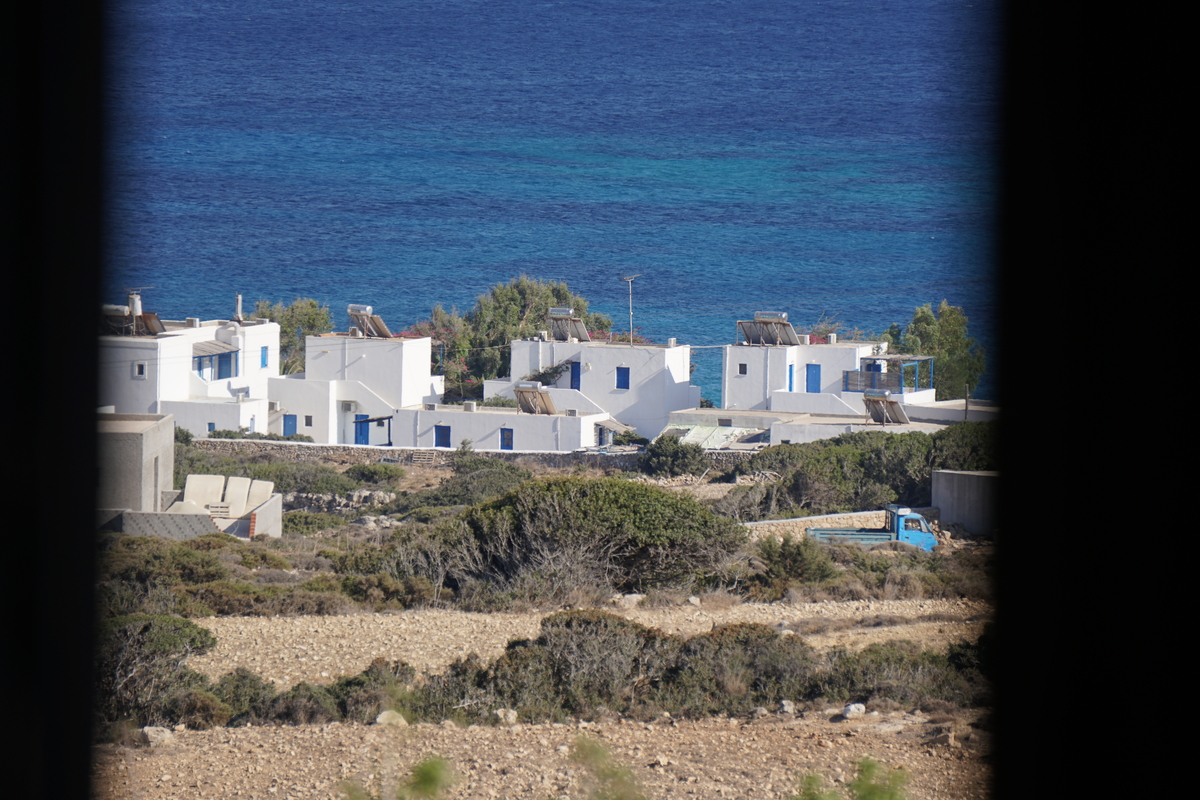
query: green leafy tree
[
  {"left": 407, "top": 276, "right": 612, "bottom": 399},
  {"left": 253, "top": 297, "right": 334, "bottom": 374},
  {"left": 883, "top": 300, "right": 985, "bottom": 400}
]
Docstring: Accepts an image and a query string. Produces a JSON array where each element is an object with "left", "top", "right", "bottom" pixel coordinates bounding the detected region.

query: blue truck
[{"left": 806, "top": 504, "right": 939, "bottom": 552}]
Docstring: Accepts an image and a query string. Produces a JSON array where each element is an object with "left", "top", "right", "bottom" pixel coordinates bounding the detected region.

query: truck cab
[{"left": 886, "top": 504, "right": 939, "bottom": 551}]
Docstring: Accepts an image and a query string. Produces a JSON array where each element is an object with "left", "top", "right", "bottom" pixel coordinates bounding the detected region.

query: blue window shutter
[
  {"left": 261, "top": 346, "right": 268, "bottom": 368},
  {"left": 435, "top": 425, "right": 451, "bottom": 448},
  {"left": 616, "top": 367, "right": 630, "bottom": 390}
]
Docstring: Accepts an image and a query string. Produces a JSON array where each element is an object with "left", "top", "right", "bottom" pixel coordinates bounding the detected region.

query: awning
[
  {"left": 192, "top": 340, "right": 240, "bottom": 358},
  {"left": 594, "top": 417, "right": 636, "bottom": 433}
]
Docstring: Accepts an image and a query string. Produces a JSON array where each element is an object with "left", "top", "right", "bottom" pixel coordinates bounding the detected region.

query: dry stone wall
[
  {"left": 743, "top": 508, "right": 939, "bottom": 542},
  {"left": 193, "top": 438, "right": 756, "bottom": 472}
]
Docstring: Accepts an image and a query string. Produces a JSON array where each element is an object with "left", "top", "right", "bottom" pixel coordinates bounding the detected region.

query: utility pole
[{"left": 620, "top": 274, "right": 641, "bottom": 346}]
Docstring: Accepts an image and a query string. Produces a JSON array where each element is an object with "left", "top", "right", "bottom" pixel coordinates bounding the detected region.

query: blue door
[
  {"left": 806, "top": 364, "right": 821, "bottom": 393},
  {"left": 500, "top": 428, "right": 513, "bottom": 450},
  {"left": 570, "top": 361, "right": 581, "bottom": 390},
  {"left": 788, "top": 364, "right": 794, "bottom": 392},
  {"left": 354, "top": 414, "right": 369, "bottom": 445},
  {"left": 217, "top": 352, "right": 235, "bottom": 379},
  {"left": 283, "top": 415, "right": 297, "bottom": 437},
  {"left": 435, "top": 425, "right": 451, "bottom": 448}
]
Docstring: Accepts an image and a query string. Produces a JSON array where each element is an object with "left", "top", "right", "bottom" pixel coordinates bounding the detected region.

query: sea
[{"left": 104, "top": 0, "right": 1002, "bottom": 405}]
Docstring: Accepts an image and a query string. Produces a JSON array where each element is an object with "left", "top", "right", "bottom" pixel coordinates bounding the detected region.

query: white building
[
  {"left": 720, "top": 312, "right": 936, "bottom": 415},
  {"left": 483, "top": 310, "right": 700, "bottom": 439},
  {"left": 268, "top": 306, "right": 637, "bottom": 452},
  {"left": 268, "top": 326, "right": 444, "bottom": 445},
  {"left": 98, "top": 293, "right": 281, "bottom": 438}
]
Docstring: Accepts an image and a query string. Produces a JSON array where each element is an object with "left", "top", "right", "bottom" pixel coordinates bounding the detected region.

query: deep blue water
[{"left": 105, "top": 0, "right": 1002, "bottom": 403}]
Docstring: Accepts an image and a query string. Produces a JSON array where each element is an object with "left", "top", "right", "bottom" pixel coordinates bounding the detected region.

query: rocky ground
[{"left": 94, "top": 600, "right": 992, "bottom": 799}]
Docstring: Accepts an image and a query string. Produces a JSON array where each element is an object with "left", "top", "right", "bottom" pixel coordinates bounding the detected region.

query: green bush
[
  {"left": 328, "top": 657, "right": 419, "bottom": 723},
  {"left": 746, "top": 534, "right": 840, "bottom": 601},
  {"left": 653, "top": 623, "right": 815, "bottom": 717},
  {"left": 267, "top": 682, "right": 341, "bottom": 725},
  {"left": 94, "top": 614, "right": 218, "bottom": 729},
  {"left": 213, "top": 667, "right": 278, "bottom": 725},
  {"left": 455, "top": 477, "right": 746, "bottom": 595},
  {"left": 99, "top": 535, "right": 230, "bottom": 593},
  {"left": 640, "top": 435, "right": 706, "bottom": 478},
  {"left": 160, "top": 689, "right": 232, "bottom": 730},
  {"left": 345, "top": 463, "right": 408, "bottom": 485},
  {"left": 791, "top": 758, "right": 908, "bottom": 800},
  {"left": 283, "top": 511, "right": 349, "bottom": 536}
]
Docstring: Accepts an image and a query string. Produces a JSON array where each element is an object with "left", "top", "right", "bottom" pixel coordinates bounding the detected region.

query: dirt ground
[
  {"left": 93, "top": 463, "right": 992, "bottom": 798},
  {"left": 94, "top": 600, "right": 992, "bottom": 800}
]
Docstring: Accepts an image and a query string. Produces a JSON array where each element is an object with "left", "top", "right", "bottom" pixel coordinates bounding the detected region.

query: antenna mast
[{"left": 619, "top": 274, "right": 641, "bottom": 346}]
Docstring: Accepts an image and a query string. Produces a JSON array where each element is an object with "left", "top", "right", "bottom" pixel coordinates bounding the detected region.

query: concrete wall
[
  {"left": 392, "top": 405, "right": 609, "bottom": 452},
  {"left": 304, "top": 335, "right": 441, "bottom": 409},
  {"left": 96, "top": 413, "right": 176, "bottom": 511},
  {"left": 902, "top": 401, "right": 1000, "bottom": 424},
  {"left": 722, "top": 340, "right": 884, "bottom": 412},
  {"left": 932, "top": 470, "right": 997, "bottom": 537},
  {"left": 161, "top": 397, "right": 271, "bottom": 438},
  {"left": 769, "top": 390, "right": 862, "bottom": 415},
  {"left": 248, "top": 493, "right": 283, "bottom": 538}
]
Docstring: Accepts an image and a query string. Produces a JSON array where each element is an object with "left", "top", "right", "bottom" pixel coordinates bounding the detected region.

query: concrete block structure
[
  {"left": 98, "top": 292, "right": 281, "bottom": 439},
  {"left": 96, "top": 412, "right": 176, "bottom": 513},
  {"left": 932, "top": 470, "right": 998, "bottom": 538}
]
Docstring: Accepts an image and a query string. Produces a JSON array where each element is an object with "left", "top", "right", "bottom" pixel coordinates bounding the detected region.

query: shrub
[
  {"left": 160, "top": 689, "right": 231, "bottom": 729},
  {"left": 329, "top": 658, "right": 419, "bottom": 722},
  {"left": 536, "top": 611, "right": 683, "bottom": 717},
  {"left": 345, "top": 463, "right": 408, "bottom": 485},
  {"left": 455, "top": 477, "right": 747, "bottom": 594},
  {"left": 267, "top": 682, "right": 341, "bottom": 725},
  {"left": 572, "top": 737, "right": 649, "bottom": 800},
  {"left": 94, "top": 614, "right": 218, "bottom": 728},
  {"left": 747, "top": 534, "right": 839, "bottom": 601},
  {"left": 806, "top": 640, "right": 974, "bottom": 708},
  {"left": 640, "top": 435, "right": 706, "bottom": 478},
  {"left": 791, "top": 758, "right": 908, "bottom": 800},
  {"left": 100, "top": 534, "right": 231, "bottom": 588},
  {"left": 282, "top": 511, "right": 349, "bottom": 536},
  {"left": 213, "top": 667, "right": 278, "bottom": 724},
  {"left": 654, "top": 623, "right": 815, "bottom": 717}
]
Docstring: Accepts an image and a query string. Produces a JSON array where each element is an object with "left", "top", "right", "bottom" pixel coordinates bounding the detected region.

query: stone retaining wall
[
  {"left": 742, "top": 507, "right": 939, "bottom": 542},
  {"left": 193, "top": 439, "right": 757, "bottom": 472}
]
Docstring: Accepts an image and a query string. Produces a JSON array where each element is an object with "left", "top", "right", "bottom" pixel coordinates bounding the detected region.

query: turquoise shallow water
[{"left": 105, "top": 0, "right": 1001, "bottom": 403}]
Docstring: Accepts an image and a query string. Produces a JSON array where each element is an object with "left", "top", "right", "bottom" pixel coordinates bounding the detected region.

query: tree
[
  {"left": 883, "top": 300, "right": 985, "bottom": 400},
  {"left": 253, "top": 297, "right": 334, "bottom": 374},
  {"left": 407, "top": 276, "right": 613, "bottom": 399}
]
